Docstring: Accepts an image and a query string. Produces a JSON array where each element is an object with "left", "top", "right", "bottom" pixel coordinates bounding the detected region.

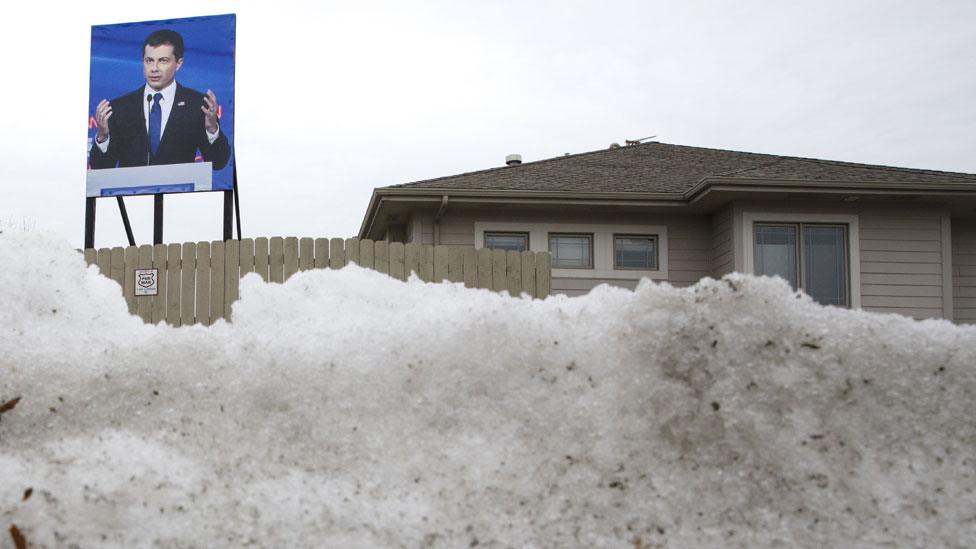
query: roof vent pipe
[{"left": 505, "top": 154, "right": 522, "bottom": 166}]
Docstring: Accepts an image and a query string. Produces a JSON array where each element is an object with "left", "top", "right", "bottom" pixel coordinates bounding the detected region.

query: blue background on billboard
[{"left": 88, "top": 14, "right": 235, "bottom": 193}]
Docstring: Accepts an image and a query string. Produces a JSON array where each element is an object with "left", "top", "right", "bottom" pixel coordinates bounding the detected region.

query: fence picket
[
  {"left": 404, "top": 243, "right": 420, "bottom": 279},
  {"left": 210, "top": 241, "right": 226, "bottom": 322},
  {"left": 124, "top": 245, "right": 138, "bottom": 314},
  {"left": 239, "top": 238, "right": 255, "bottom": 276},
  {"left": 299, "top": 238, "right": 314, "bottom": 271},
  {"left": 96, "top": 248, "right": 111, "bottom": 276},
  {"left": 284, "top": 237, "right": 299, "bottom": 281},
  {"left": 374, "top": 241, "right": 390, "bottom": 275},
  {"left": 421, "top": 246, "right": 434, "bottom": 282},
  {"left": 520, "top": 251, "right": 536, "bottom": 298},
  {"left": 433, "top": 245, "right": 449, "bottom": 282},
  {"left": 389, "top": 242, "right": 405, "bottom": 281},
  {"left": 447, "top": 247, "right": 463, "bottom": 283},
  {"left": 536, "top": 251, "right": 551, "bottom": 298},
  {"left": 110, "top": 246, "right": 125, "bottom": 290},
  {"left": 254, "top": 237, "right": 270, "bottom": 282},
  {"left": 314, "top": 238, "right": 329, "bottom": 269},
  {"left": 345, "top": 238, "right": 360, "bottom": 266},
  {"left": 359, "top": 239, "right": 375, "bottom": 269},
  {"left": 151, "top": 244, "right": 168, "bottom": 324},
  {"left": 477, "top": 248, "right": 492, "bottom": 289},
  {"left": 83, "top": 248, "right": 96, "bottom": 266},
  {"left": 167, "top": 243, "right": 181, "bottom": 326},
  {"left": 224, "top": 239, "right": 240, "bottom": 319},
  {"left": 463, "top": 248, "right": 477, "bottom": 288},
  {"left": 269, "top": 237, "right": 284, "bottom": 283},
  {"left": 181, "top": 242, "right": 196, "bottom": 326},
  {"left": 506, "top": 250, "right": 521, "bottom": 296},
  {"left": 329, "top": 238, "right": 344, "bottom": 269},
  {"left": 195, "top": 241, "right": 211, "bottom": 325},
  {"left": 136, "top": 244, "right": 153, "bottom": 323}
]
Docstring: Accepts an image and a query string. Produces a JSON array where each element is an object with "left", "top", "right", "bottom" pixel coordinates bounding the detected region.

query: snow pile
[{"left": 1, "top": 230, "right": 975, "bottom": 548}]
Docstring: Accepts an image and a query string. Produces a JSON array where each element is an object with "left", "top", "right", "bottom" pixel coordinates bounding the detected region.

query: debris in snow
[{"left": 0, "top": 396, "right": 21, "bottom": 422}]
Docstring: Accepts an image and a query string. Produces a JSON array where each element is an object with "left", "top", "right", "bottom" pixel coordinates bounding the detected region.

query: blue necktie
[{"left": 148, "top": 92, "right": 163, "bottom": 161}]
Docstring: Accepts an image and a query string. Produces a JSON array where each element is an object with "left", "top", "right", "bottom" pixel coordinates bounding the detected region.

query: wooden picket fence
[{"left": 82, "top": 237, "right": 552, "bottom": 326}]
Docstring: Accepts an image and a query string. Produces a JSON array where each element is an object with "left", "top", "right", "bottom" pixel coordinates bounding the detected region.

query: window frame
[
  {"left": 754, "top": 222, "right": 850, "bottom": 306},
  {"left": 741, "top": 211, "right": 860, "bottom": 308},
  {"left": 474, "top": 222, "right": 669, "bottom": 280},
  {"left": 548, "top": 233, "right": 595, "bottom": 269},
  {"left": 483, "top": 231, "right": 530, "bottom": 252},
  {"left": 613, "top": 234, "right": 659, "bottom": 271}
]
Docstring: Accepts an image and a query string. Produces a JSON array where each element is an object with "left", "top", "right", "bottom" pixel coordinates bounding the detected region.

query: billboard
[{"left": 87, "top": 14, "right": 236, "bottom": 198}]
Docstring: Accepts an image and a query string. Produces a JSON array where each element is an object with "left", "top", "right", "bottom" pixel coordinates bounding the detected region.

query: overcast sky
[{"left": 1, "top": 0, "right": 974, "bottom": 248}]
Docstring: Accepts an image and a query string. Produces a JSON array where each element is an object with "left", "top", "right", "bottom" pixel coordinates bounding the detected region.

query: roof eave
[{"left": 360, "top": 178, "right": 976, "bottom": 238}]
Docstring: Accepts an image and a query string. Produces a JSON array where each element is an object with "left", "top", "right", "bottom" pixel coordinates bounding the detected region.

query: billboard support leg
[
  {"left": 223, "top": 190, "right": 233, "bottom": 241},
  {"left": 153, "top": 194, "right": 164, "bottom": 245},
  {"left": 84, "top": 197, "right": 96, "bottom": 249},
  {"left": 233, "top": 162, "right": 242, "bottom": 240},
  {"left": 117, "top": 196, "right": 136, "bottom": 246}
]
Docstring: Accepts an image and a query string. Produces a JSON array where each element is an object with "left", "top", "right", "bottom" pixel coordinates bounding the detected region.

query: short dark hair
[{"left": 143, "top": 29, "right": 184, "bottom": 60}]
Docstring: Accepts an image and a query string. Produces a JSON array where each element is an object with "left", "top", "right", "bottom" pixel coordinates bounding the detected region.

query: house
[{"left": 357, "top": 142, "right": 976, "bottom": 322}]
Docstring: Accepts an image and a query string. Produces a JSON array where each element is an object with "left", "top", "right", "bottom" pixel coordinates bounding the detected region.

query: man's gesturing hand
[
  {"left": 202, "top": 90, "right": 219, "bottom": 134},
  {"left": 95, "top": 99, "right": 112, "bottom": 143}
]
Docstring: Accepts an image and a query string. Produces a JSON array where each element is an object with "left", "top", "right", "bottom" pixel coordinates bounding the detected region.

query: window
[
  {"left": 614, "top": 235, "right": 658, "bottom": 270},
  {"left": 754, "top": 223, "right": 849, "bottom": 307},
  {"left": 474, "top": 222, "right": 669, "bottom": 280},
  {"left": 549, "top": 233, "right": 593, "bottom": 269},
  {"left": 484, "top": 232, "right": 529, "bottom": 252}
]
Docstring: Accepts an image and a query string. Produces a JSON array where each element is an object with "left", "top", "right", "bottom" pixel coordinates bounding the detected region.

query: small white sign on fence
[{"left": 134, "top": 268, "right": 159, "bottom": 296}]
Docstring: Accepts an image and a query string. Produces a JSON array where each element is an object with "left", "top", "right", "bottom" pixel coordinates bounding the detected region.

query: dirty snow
[{"left": 1, "top": 230, "right": 975, "bottom": 548}]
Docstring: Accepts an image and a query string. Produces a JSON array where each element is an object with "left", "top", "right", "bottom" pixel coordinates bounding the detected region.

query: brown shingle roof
[{"left": 386, "top": 142, "right": 976, "bottom": 194}]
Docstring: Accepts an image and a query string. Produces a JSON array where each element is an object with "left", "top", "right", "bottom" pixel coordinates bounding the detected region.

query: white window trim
[
  {"left": 741, "top": 211, "right": 861, "bottom": 308},
  {"left": 474, "top": 221, "right": 668, "bottom": 280}
]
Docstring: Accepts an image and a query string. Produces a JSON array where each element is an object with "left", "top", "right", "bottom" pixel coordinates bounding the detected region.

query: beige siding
[
  {"left": 667, "top": 219, "right": 711, "bottom": 288},
  {"left": 858, "top": 212, "right": 946, "bottom": 320},
  {"left": 438, "top": 217, "right": 476, "bottom": 246},
  {"left": 953, "top": 218, "right": 976, "bottom": 323},
  {"left": 711, "top": 206, "right": 734, "bottom": 278}
]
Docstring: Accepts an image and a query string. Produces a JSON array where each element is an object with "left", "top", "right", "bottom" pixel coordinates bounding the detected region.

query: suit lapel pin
[{"left": 177, "top": 101, "right": 186, "bottom": 106}]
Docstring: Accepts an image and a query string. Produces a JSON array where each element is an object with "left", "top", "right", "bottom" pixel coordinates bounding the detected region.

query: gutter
[{"left": 433, "top": 195, "right": 449, "bottom": 245}]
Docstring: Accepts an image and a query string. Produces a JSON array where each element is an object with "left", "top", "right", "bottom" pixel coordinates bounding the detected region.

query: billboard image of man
[{"left": 89, "top": 29, "right": 231, "bottom": 171}]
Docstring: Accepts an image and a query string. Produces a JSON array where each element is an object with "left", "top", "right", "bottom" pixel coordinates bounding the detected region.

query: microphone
[{"left": 147, "top": 94, "right": 154, "bottom": 112}]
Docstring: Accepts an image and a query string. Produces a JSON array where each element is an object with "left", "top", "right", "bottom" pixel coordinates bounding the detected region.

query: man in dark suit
[{"left": 90, "top": 29, "right": 231, "bottom": 171}]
